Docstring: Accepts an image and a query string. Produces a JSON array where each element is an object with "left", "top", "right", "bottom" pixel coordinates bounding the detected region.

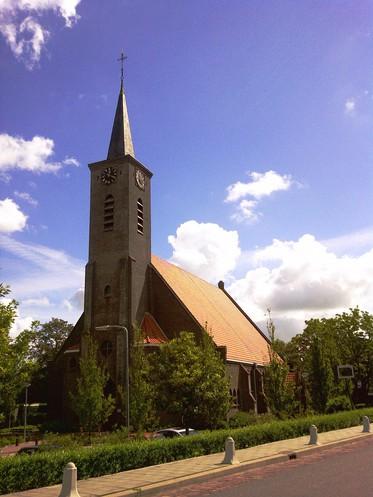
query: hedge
[{"left": 1, "top": 408, "right": 373, "bottom": 494}]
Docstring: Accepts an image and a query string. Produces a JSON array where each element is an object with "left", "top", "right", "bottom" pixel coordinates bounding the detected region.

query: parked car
[{"left": 152, "top": 427, "right": 198, "bottom": 439}]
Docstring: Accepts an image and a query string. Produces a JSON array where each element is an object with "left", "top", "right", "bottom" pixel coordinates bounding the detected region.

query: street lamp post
[
  {"left": 23, "top": 383, "right": 31, "bottom": 442},
  {"left": 95, "top": 325, "right": 129, "bottom": 431}
]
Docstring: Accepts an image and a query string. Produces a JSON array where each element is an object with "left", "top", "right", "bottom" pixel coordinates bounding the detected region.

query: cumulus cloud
[
  {"left": 228, "top": 234, "right": 373, "bottom": 340},
  {"left": 0, "top": 0, "right": 81, "bottom": 68},
  {"left": 168, "top": 220, "right": 241, "bottom": 283},
  {"left": 14, "top": 190, "right": 38, "bottom": 206},
  {"left": 0, "top": 15, "right": 48, "bottom": 69},
  {"left": 0, "top": 133, "right": 79, "bottom": 176},
  {"left": 10, "top": 314, "right": 34, "bottom": 337},
  {"left": 225, "top": 170, "right": 294, "bottom": 222},
  {"left": 226, "top": 170, "right": 293, "bottom": 203},
  {"left": 231, "top": 199, "right": 259, "bottom": 223},
  {"left": 63, "top": 287, "right": 84, "bottom": 311},
  {"left": 0, "top": 198, "right": 27, "bottom": 233},
  {"left": 345, "top": 98, "right": 356, "bottom": 115}
]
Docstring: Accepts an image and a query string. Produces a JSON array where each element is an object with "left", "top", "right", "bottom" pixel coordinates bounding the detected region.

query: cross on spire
[{"left": 117, "top": 51, "right": 127, "bottom": 88}]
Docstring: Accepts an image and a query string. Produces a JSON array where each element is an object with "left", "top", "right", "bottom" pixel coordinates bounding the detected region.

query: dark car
[{"left": 152, "top": 427, "right": 198, "bottom": 439}]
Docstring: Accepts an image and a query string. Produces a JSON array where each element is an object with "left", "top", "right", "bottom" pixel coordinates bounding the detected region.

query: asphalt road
[{"left": 148, "top": 436, "right": 373, "bottom": 497}]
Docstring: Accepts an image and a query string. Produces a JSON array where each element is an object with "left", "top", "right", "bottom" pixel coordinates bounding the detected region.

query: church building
[{"left": 50, "top": 72, "right": 272, "bottom": 422}]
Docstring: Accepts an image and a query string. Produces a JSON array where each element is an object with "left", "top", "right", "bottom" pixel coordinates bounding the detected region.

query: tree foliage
[
  {"left": 154, "top": 331, "right": 230, "bottom": 429},
  {"left": 22, "top": 318, "right": 73, "bottom": 367},
  {"left": 127, "top": 327, "right": 156, "bottom": 431},
  {"left": 264, "top": 311, "right": 295, "bottom": 416},
  {"left": 70, "top": 336, "right": 115, "bottom": 437},
  {"left": 309, "top": 337, "right": 334, "bottom": 412},
  {"left": 287, "top": 307, "right": 373, "bottom": 411},
  {"left": 0, "top": 284, "right": 33, "bottom": 426}
]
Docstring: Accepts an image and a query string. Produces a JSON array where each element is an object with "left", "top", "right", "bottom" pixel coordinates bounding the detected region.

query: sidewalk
[
  {"left": 0, "top": 441, "right": 39, "bottom": 457},
  {"left": 5, "top": 425, "right": 372, "bottom": 497}
]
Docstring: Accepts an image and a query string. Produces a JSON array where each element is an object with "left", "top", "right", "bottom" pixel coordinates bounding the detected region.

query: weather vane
[{"left": 117, "top": 51, "right": 127, "bottom": 87}]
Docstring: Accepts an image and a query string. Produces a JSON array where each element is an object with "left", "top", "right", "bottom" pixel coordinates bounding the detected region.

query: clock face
[
  {"left": 135, "top": 169, "right": 145, "bottom": 190},
  {"left": 101, "top": 167, "right": 117, "bottom": 185}
]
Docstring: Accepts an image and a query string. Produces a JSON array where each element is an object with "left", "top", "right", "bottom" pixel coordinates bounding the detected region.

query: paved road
[{"left": 148, "top": 436, "right": 373, "bottom": 497}]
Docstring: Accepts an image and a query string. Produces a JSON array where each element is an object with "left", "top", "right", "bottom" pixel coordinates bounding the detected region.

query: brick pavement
[{"left": 3, "top": 425, "right": 371, "bottom": 497}]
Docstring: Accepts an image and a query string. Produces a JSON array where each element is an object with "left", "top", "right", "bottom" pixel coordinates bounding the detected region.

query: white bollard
[
  {"left": 58, "top": 462, "right": 80, "bottom": 497},
  {"left": 362, "top": 416, "right": 370, "bottom": 433},
  {"left": 308, "top": 424, "right": 319, "bottom": 445},
  {"left": 221, "top": 436, "right": 239, "bottom": 464}
]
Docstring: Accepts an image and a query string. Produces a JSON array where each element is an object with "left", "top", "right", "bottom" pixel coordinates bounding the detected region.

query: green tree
[
  {"left": 264, "top": 312, "right": 295, "bottom": 416},
  {"left": 309, "top": 336, "right": 334, "bottom": 412},
  {"left": 154, "top": 331, "right": 230, "bottom": 430},
  {"left": 0, "top": 284, "right": 33, "bottom": 426},
  {"left": 127, "top": 327, "right": 156, "bottom": 431},
  {"left": 287, "top": 308, "right": 373, "bottom": 411},
  {"left": 70, "top": 336, "right": 115, "bottom": 439},
  {"left": 194, "top": 329, "right": 231, "bottom": 428},
  {"left": 24, "top": 318, "right": 73, "bottom": 366}
]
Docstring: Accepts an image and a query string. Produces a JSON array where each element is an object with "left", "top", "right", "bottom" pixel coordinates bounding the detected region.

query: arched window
[
  {"left": 104, "top": 195, "right": 114, "bottom": 231},
  {"left": 100, "top": 340, "right": 113, "bottom": 358},
  {"left": 137, "top": 198, "right": 144, "bottom": 234},
  {"left": 104, "top": 285, "right": 112, "bottom": 298}
]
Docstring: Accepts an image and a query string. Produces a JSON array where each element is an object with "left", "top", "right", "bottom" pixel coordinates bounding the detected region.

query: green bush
[
  {"left": 42, "top": 427, "right": 134, "bottom": 448},
  {"left": 326, "top": 395, "right": 352, "bottom": 413},
  {"left": 1, "top": 408, "right": 373, "bottom": 494},
  {"left": 228, "top": 411, "right": 276, "bottom": 428}
]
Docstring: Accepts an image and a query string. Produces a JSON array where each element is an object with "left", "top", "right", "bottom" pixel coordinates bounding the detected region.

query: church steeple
[{"left": 107, "top": 54, "right": 135, "bottom": 159}]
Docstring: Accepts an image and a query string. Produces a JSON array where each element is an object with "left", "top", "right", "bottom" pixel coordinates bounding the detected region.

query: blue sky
[{"left": 1, "top": 0, "right": 373, "bottom": 339}]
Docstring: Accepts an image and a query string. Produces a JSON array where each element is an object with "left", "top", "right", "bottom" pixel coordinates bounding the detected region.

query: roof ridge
[{"left": 151, "top": 254, "right": 222, "bottom": 290}]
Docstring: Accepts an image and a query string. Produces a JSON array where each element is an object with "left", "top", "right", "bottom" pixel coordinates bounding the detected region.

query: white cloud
[
  {"left": 63, "top": 287, "right": 83, "bottom": 311},
  {"left": 0, "top": 235, "right": 83, "bottom": 282},
  {"left": 10, "top": 314, "right": 34, "bottom": 337},
  {"left": 225, "top": 170, "right": 294, "bottom": 223},
  {"left": 22, "top": 296, "right": 50, "bottom": 306},
  {"left": 228, "top": 234, "right": 373, "bottom": 340},
  {"left": 168, "top": 220, "right": 241, "bottom": 283},
  {"left": 63, "top": 157, "right": 79, "bottom": 167},
  {"left": 14, "top": 190, "right": 38, "bottom": 206},
  {"left": 0, "top": 0, "right": 81, "bottom": 68},
  {"left": 0, "top": 133, "right": 79, "bottom": 175},
  {"left": 231, "top": 199, "right": 259, "bottom": 223},
  {"left": 225, "top": 170, "right": 293, "bottom": 203},
  {"left": 0, "top": 1, "right": 81, "bottom": 26},
  {"left": 324, "top": 226, "right": 373, "bottom": 255},
  {"left": 1, "top": 234, "right": 84, "bottom": 332},
  {"left": 0, "top": 15, "right": 48, "bottom": 69},
  {"left": 345, "top": 98, "right": 356, "bottom": 115},
  {"left": 0, "top": 198, "right": 27, "bottom": 233}
]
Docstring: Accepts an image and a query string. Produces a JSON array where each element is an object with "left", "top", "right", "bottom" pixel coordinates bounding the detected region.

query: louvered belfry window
[
  {"left": 104, "top": 195, "right": 114, "bottom": 231},
  {"left": 137, "top": 198, "right": 144, "bottom": 234}
]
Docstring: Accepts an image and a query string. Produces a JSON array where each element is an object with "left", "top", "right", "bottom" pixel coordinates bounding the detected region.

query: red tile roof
[
  {"left": 151, "top": 255, "right": 271, "bottom": 365},
  {"left": 141, "top": 312, "right": 168, "bottom": 344}
]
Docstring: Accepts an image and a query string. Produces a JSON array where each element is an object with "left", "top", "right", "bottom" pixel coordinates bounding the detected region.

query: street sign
[{"left": 337, "top": 365, "right": 354, "bottom": 379}]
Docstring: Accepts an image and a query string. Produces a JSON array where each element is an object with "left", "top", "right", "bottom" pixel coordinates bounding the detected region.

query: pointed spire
[{"left": 107, "top": 53, "right": 135, "bottom": 159}]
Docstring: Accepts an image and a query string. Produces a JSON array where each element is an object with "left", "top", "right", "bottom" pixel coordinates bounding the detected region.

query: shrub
[
  {"left": 228, "top": 411, "right": 276, "bottom": 428},
  {"left": 326, "top": 395, "right": 352, "bottom": 413},
  {"left": 1, "top": 407, "right": 373, "bottom": 494}
]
